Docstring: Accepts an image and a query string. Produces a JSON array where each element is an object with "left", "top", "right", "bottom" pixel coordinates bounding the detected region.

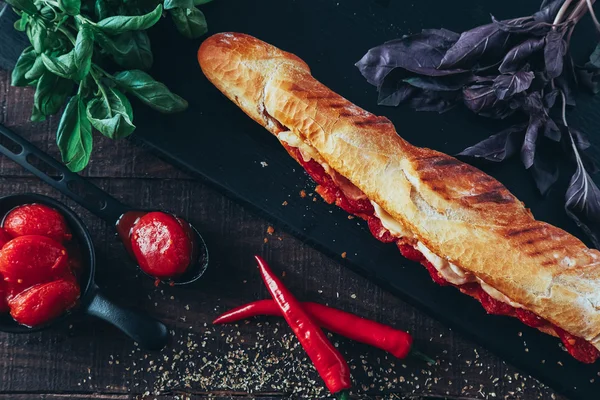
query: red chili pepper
[
  {"left": 255, "top": 256, "right": 351, "bottom": 399},
  {"left": 214, "top": 300, "right": 414, "bottom": 359}
]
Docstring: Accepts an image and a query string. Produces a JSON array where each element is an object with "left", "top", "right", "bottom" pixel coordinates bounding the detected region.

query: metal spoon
[{"left": 0, "top": 123, "right": 209, "bottom": 285}]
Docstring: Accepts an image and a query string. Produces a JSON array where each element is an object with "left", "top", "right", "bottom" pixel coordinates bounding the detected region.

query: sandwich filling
[{"left": 277, "top": 130, "right": 599, "bottom": 364}]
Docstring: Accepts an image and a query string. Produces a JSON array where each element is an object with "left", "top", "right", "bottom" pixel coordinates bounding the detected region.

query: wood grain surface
[{"left": 0, "top": 69, "right": 568, "bottom": 399}]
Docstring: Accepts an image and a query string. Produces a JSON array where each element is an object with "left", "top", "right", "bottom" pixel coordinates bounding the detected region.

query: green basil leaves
[
  {"left": 35, "top": 73, "right": 73, "bottom": 116},
  {"left": 58, "top": 0, "right": 81, "bottom": 16},
  {"left": 73, "top": 23, "right": 94, "bottom": 78},
  {"left": 169, "top": 6, "right": 206, "bottom": 39},
  {"left": 6, "top": 0, "right": 38, "bottom": 16},
  {"left": 113, "top": 70, "right": 188, "bottom": 113},
  {"left": 41, "top": 52, "right": 77, "bottom": 79},
  {"left": 96, "top": 4, "right": 163, "bottom": 35},
  {"left": 11, "top": 46, "right": 37, "bottom": 86},
  {"left": 9, "top": 0, "right": 209, "bottom": 171},
  {"left": 164, "top": 0, "right": 193, "bottom": 10},
  {"left": 87, "top": 85, "right": 136, "bottom": 139},
  {"left": 57, "top": 94, "right": 93, "bottom": 172},
  {"left": 95, "top": 30, "right": 153, "bottom": 70}
]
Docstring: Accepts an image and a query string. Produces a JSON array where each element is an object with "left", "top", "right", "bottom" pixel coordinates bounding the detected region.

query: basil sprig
[{"left": 8, "top": 0, "right": 214, "bottom": 171}]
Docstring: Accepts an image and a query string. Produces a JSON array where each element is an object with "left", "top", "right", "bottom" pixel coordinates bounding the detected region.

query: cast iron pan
[{"left": 0, "top": 193, "right": 169, "bottom": 350}]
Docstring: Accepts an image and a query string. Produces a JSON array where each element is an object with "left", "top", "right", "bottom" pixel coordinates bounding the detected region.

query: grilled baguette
[{"left": 198, "top": 32, "right": 600, "bottom": 349}]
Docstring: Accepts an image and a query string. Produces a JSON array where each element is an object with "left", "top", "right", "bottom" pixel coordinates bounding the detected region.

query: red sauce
[
  {"left": 286, "top": 144, "right": 600, "bottom": 364},
  {"left": 368, "top": 217, "right": 396, "bottom": 243},
  {"left": 0, "top": 204, "right": 81, "bottom": 327},
  {"left": 555, "top": 327, "right": 600, "bottom": 364},
  {"left": 4, "top": 204, "right": 72, "bottom": 243},
  {"left": 117, "top": 211, "right": 196, "bottom": 279},
  {"left": 284, "top": 145, "right": 374, "bottom": 218}
]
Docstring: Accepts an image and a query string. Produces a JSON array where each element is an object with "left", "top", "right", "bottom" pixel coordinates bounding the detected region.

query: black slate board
[{"left": 2, "top": 0, "right": 600, "bottom": 398}]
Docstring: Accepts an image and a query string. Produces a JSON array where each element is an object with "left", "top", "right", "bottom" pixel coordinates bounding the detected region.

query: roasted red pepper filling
[{"left": 284, "top": 143, "right": 600, "bottom": 364}]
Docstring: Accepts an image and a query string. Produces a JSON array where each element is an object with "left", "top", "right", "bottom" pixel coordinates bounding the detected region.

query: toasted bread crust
[{"left": 199, "top": 33, "right": 600, "bottom": 348}]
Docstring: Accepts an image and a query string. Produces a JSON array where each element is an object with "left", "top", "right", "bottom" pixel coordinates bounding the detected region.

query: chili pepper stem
[
  {"left": 336, "top": 390, "right": 350, "bottom": 400},
  {"left": 409, "top": 348, "right": 436, "bottom": 365}
]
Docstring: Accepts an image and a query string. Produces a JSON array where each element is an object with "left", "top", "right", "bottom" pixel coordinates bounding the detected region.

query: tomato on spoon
[{"left": 129, "top": 212, "right": 192, "bottom": 279}]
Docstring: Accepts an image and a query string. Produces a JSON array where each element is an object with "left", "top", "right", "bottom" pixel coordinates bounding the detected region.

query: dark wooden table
[{"left": 0, "top": 69, "right": 566, "bottom": 400}]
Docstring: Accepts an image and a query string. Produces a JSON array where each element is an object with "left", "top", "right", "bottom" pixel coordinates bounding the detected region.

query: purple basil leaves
[
  {"left": 493, "top": 70, "right": 535, "bottom": 100},
  {"left": 438, "top": 23, "right": 510, "bottom": 69},
  {"left": 544, "top": 30, "right": 567, "bottom": 79},
  {"left": 533, "top": 0, "right": 568, "bottom": 23},
  {"left": 499, "top": 38, "right": 545, "bottom": 73},
  {"left": 565, "top": 134, "right": 600, "bottom": 248},
  {"left": 356, "top": 0, "right": 600, "bottom": 247},
  {"left": 457, "top": 123, "right": 526, "bottom": 161},
  {"left": 355, "top": 29, "right": 464, "bottom": 87}
]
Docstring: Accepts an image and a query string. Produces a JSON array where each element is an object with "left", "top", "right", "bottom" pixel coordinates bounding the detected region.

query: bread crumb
[
  {"left": 260, "top": 161, "right": 268, "bottom": 167},
  {"left": 300, "top": 190, "right": 307, "bottom": 198},
  {"left": 282, "top": 271, "right": 286, "bottom": 277},
  {"left": 313, "top": 197, "right": 317, "bottom": 202},
  {"left": 282, "top": 201, "right": 288, "bottom": 206},
  {"left": 278, "top": 237, "right": 283, "bottom": 241},
  {"left": 341, "top": 252, "right": 347, "bottom": 258},
  {"left": 267, "top": 226, "right": 275, "bottom": 235},
  {"left": 347, "top": 215, "right": 354, "bottom": 220},
  {"left": 263, "top": 238, "right": 268, "bottom": 243}
]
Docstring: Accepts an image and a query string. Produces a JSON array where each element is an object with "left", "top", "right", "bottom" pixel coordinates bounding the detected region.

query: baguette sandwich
[{"left": 198, "top": 32, "right": 600, "bottom": 363}]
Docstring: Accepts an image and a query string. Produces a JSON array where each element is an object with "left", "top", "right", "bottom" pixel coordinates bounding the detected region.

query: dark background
[{"left": 1, "top": 0, "right": 600, "bottom": 398}]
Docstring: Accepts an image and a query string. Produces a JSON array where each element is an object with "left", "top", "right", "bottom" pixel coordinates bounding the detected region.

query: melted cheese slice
[{"left": 371, "top": 201, "right": 412, "bottom": 237}]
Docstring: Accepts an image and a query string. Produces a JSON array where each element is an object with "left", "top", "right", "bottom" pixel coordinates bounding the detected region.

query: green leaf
[
  {"left": 113, "top": 69, "right": 187, "bottom": 113},
  {"left": 96, "top": 30, "right": 153, "bottom": 70},
  {"left": 34, "top": 73, "right": 73, "bottom": 116},
  {"left": 73, "top": 24, "right": 94, "bottom": 79},
  {"left": 170, "top": 7, "right": 206, "bottom": 39},
  {"left": 41, "top": 51, "right": 77, "bottom": 80},
  {"left": 193, "top": 0, "right": 212, "bottom": 5},
  {"left": 39, "top": 5, "right": 55, "bottom": 20},
  {"left": 96, "top": 4, "right": 163, "bottom": 35},
  {"left": 11, "top": 46, "right": 36, "bottom": 87},
  {"left": 13, "top": 14, "right": 29, "bottom": 31},
  {"left": 57, "top": 94, "right": 93, "bottom": 172},
  {"left": 6, "top": 0, "right": 38, "bottom": 15},
  {"left": 24, "top": 56, "right": 46, "bottom": 81},
  {"left": 26, "top": 21, "right": 47, "bottom": 54},
  {"left": 58, "top": 0, "right": 81, "bottom": 15},
  {"left": 31, "top": 103, "right": 46, "bottom": 122},
  {"left": 94, "top": 0, "right": 112, "bottom": 20},
  {"left": 164, "top": 0, "right": 193, "bottom": 10},
  {"left": 87, "top": 86, "right": 135, "bottom": 139}
]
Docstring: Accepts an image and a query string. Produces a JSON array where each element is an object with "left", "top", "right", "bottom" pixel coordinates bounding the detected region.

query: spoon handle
[
  {"left": 0, "top": 124, "right": 130, "bottom": 223},
  {"left": 84, "top": 285, "right": 169, "bottom": 350}
]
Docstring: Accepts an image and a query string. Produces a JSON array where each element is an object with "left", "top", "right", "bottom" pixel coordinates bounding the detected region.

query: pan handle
[
  {"left": 0, "top": 124, "right": 130, "bottom": 223},
  {"left": 82, "top": 285, "right": 169, "bottom": 350}
]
